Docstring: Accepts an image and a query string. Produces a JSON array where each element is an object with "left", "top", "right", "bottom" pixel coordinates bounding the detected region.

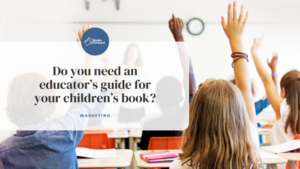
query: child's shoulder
[
  {"left": 280, "top": 98, "right": 290, "bottom": 116},
  {"left": 170, "top": 158, "right": 192, "bottom": 169},
  {"left": 0, "top": 130, "right": 68, "bottom": 153}
]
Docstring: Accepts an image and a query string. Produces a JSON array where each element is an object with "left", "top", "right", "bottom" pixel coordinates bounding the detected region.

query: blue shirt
[
  {"left": 255, "top": 97, "right": 270, "bottom": 116},
  {"left": 255, "top": 97, "right": 270, "bottom": 144},
  {"left": 0, "top": 89, "right": 97, "bottom": 169}
]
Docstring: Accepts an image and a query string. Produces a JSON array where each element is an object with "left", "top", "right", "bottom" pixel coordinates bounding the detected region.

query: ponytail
[{"left": 285, "top": 78, "right": 300, "bottom": 134}]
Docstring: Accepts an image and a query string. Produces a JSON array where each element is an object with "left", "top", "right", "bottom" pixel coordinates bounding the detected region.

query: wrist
[
  {"left": 173, "top": 34, "right": 184, "bottom": 42},
  {"left": 251, "top": 49, "right": 258, "bottom": 55},
  {"left": 271, "top": 69, "right": 277, "bottom": 74},
  {"left": 229, "top": 39, "right": 244, "bottom": 53}
]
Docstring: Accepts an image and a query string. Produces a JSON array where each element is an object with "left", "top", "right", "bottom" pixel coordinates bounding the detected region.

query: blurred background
[{"left": 1, "top": 0, "right": 300, "bottom": 101}]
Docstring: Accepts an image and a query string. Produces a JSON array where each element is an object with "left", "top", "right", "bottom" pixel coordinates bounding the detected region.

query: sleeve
[
  {"left": 87, "top": 90, "right": 110, "bottom": 127},
  {"left": 254, "top": 97, "right": 270, "bottom": 115},
  {"left": 62, "top": 88, "right": 97, "bottom": 146}
]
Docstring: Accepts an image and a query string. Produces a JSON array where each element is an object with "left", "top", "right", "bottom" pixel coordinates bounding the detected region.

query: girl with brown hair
[
  {"left": 170, "top": 2, "right": 261, "bottom": 169},
  {"left": 251, "top": 33, "right": 300, "bottom": 168}
]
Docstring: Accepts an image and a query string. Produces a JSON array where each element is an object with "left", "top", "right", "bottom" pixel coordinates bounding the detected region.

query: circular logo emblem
[{"left": 81, "top": 28, "right": 109, "bottom": 56}]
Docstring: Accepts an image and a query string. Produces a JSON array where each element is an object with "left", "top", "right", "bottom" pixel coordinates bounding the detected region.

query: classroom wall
[{"left": 1, "top": 0, "right": 300, "bottom": 101}]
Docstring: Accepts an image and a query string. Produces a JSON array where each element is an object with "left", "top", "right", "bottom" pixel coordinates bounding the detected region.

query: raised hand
[
  {"left": 267, "top": 53, "right": 278, "bottom": 71},
  {"left": 221, "top": 1, "right": 248, "bottom": 52},
  {"left": 76, "top": 24, "right": 92, "bottom": 42},
  {"left": 169, "top": 14, "right": 184, "bottom": 41},
  {"left": 251, "top": 35, "right": 264, "bottom": 53}
]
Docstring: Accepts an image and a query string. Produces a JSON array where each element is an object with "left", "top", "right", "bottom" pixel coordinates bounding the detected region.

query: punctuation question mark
[{"left": 150, "top": 93, "right": 156, "bottom": 103}]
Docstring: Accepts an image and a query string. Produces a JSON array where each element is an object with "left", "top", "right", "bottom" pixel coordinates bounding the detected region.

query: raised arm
[
  {"left": 268, "top": 53, "right": 279, "bottom": 90},
  {"left": 221, "top": 2, "right": 256, "bottom": 125},
  {"left": 251, "top": 36, "right": 283, "bottom": 119},
  {"left": 169, "top": 14, "right": 197, "bottom": 97},
  {"left": 77, "top": 24, "right": 98, "bottom": 85}
]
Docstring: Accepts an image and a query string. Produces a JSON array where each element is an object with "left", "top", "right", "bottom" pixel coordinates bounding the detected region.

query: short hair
[
  {"left": 6, "top": 73, "right": 55, "bottom": 127},
  {"left": 155, "top": 76, "right": 183, "bottom": 106}
]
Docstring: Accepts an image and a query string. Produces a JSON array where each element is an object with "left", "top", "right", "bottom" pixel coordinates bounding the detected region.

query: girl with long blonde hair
[{"left": 170, "top": 2, "right": 261, "bottom": 169}]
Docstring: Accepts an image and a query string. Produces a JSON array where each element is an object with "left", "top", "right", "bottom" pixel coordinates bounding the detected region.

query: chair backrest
[
  {"left": 148, "top": 137, "right": 183, "bottom": 150},
  {"left": 77, "top": 132, "right": 110, "bottom": 149}
]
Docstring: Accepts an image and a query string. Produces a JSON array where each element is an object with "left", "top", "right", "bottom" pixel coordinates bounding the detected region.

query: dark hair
[
  {"left": 280, "top": 70, "right": 300, "bottom": 134},
  {"left": 122, "top": 43, "right": 143, "bottom": 67},
  {"left": 155, "top": 76, "right": 183, "bottom": 106},
  {"left": 6, "top": 73, "right": 55, "bottom": 127},
  {"left": 229, "top": 78, "right": 255, "bottom": 95}
]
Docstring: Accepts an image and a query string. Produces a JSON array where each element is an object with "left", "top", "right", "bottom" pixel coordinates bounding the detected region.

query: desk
[
  {"left": 129, "top": 130, "right": 142, "bottom": 169},
  {"left": 260, "top": 149, "right": 288, "bottom": 169},
  {"left": 276, "top": 153, "right": 300, "bottom": 169},
  {"left": 78, "top": 149, "right": 133, "bottom": 168},
  {"left": 129, "top": 129, "right": 142, "bottom": 151},
  {"left": 258, "top": 128, "right": 272, "bottom": 135},
  {"left": 108, "top": 130, "right": 129, "bottom": 149},
  {"left": 257, "top": 107, "right": 276, "bottom": 123},
  {"left": 134, "top": 150, "right": 288, "bottom": 169}
]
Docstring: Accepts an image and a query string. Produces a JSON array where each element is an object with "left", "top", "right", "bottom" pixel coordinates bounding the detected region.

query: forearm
[
  {"left": 189, "top": 59, "right": 197, "bottom": 95},
  {"left": 230, "top": 39, "right": 252, "bottom": 93},
  {"left": 271, "top": 69, "right": 278, "bottom": 90},
  {"left": 251, "top": 51, "right": 273, "bottom": 84},
  {"left": 82, "top": 54, "right": 97, "bottom": 85},
  {"left": 176, "top": 41, "right": 190, "bottom": 95},
  {"left": 230, "top": 39, "right": 256, "bottom": 125}
]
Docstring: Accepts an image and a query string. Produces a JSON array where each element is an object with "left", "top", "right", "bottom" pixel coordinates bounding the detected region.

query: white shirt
[
  {"left": 170, "top": 123, "right": 259, "bottom": 169},
  {"left": 270, "top": 99, "right": 294, "bottom": 145},
  {"left": 270, "top": 99, "right": 293, "bottom": 169}
]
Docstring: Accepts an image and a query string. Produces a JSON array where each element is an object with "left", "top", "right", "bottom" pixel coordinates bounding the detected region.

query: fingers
[
  {"left": 180, "top": 18, "right": 183, "bottom": 27},
  {"left": 228, "top": 3, "right": 232, "bottom": 22},
  {"left": 233, "top": 1, "right": 237, "bottom": 20},
  {"left": 87, "top": 24, "right": 92, "bottom": 30},
  {"left": 173, "top": 13, "right": 176, "bottom": 26},
  {"left": 76, "top": 38, "right": 80, "bottom": 42},
  {"left": 175, "top": 18, "right": 180, "bottom": 28},
  {"left": 83, "top": 24, "right": 88, "bottom": 33},
  {"left": 221, "top": 16, "right": 226, "bottom": 29},
  {"left": 242, "top": 11, "right": 248, "bottom": 25},
  {"left": 238, "top": 5, "right": 244, "bottom": 22},
  {"left": 78, "top": 28, "right": 83, "bottom": 41}
]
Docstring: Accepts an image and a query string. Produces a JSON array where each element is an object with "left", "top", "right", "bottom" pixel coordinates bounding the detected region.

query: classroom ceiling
[{"left": 0, "top": 0, "right": 299, "bottom": 24}]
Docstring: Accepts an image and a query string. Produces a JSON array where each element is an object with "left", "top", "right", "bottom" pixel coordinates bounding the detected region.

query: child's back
[
  {"left": 269, "top": 70, "right": 300, "bottom": 145},
  {"left": 0, "top": 72, "right": 96, "bottom": 168},
  {"left": 0, "top": 130, "right": 83, "bottom": 168}
]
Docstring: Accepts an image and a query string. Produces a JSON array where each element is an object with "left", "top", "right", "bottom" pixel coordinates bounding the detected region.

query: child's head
[
  {"left": 280, "top": 70, "right": 300, "bottom": 134},
  {"left": 6, "top": 73, "right": 55, "bottom": 127},
  {"left": 179, "top": 79, "right": 259, "bottom": 169},
  {"left": 155, "top": 76, "right": 183, "bottom": 115},
  {"left": 229, "top": 78, "right": 255, "bottom": 96}
]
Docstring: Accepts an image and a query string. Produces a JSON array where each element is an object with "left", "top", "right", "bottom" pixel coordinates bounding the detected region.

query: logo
[{"left": 81, "top": 28, "right": 109, "bottom": 56}]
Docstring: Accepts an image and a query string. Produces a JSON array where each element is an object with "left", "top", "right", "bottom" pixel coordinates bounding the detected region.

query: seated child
[
  {"left": 139, "top": 14, "right": 196, "bottom": 150},
  {"left": 0, "top": 24, "right": 99, "bottom": 168},
  {"left": 170, "top": 2, "right": 260, "bottom": 169}
]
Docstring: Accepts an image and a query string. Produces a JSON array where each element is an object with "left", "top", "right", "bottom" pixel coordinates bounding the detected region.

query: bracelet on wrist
[
  {"left": 271, "top": 73, "right": 278, "bottom": 77},
  {"left": 231, "top": 52, "right": 249, "bottom": 68}
]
